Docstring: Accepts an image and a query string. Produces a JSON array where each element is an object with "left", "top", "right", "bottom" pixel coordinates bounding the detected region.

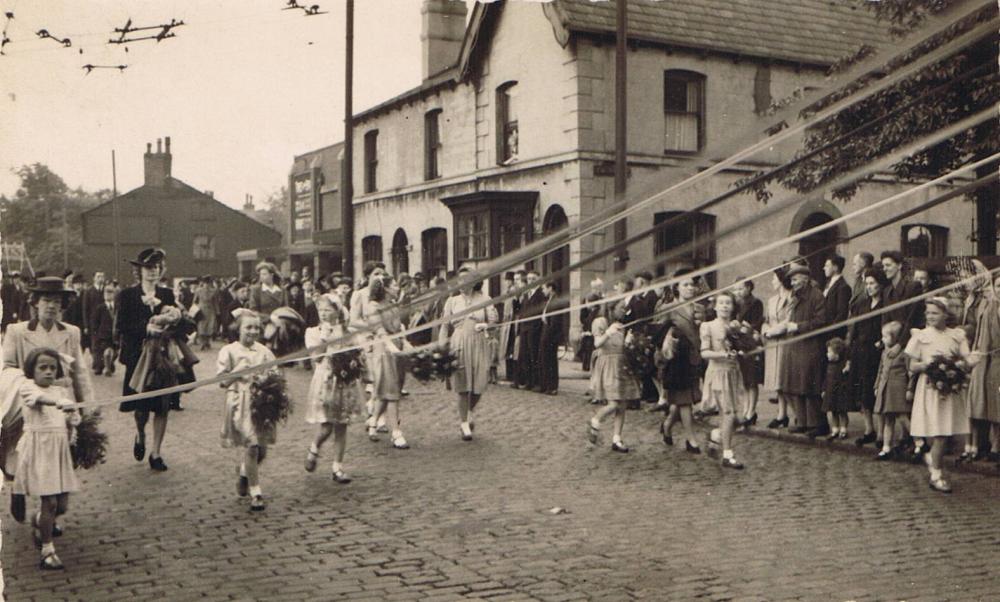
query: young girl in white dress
[
  {"left": 304, "top": 295, "right": 361, "bottom": 483},
  {"left": 13, "top": 347, "right": 81, "bottom": 570},
  {"left": 587, "top": 301, "right": 640, "bottom": 452},
  {"left": 218, "top": 311, "right": 278, "bottom": 511},
  {"left": 905, "top": 298, "right": 974, "bottom": 493},
  {"left": 700, "top": 291, "right": 745, "bottom": 469},
  {"left": 366, "top": 277, "right": 413, "bottom": 449}
]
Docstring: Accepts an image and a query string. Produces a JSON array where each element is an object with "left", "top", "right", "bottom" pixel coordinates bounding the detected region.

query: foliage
[
  {"left": 70, "top": 411, "right": 108, "bottom": 470},
  {"left": 328, "top": 348, "right": 364, "bottom": 385},
  {"left": 249, "top": 370, "right": 293, "bottom": 435},
  {"left": 257, "top": 185, "right": 289, "bottom": 245},
  {"left": 924, "top": 353, "right": 969, "bottom": 393},
  {"left": 735, "top": 0, "right": 998, "bottom": 204},
  {"left": 623, "top": 331, "right": 657, "bottom": 379},
  {"left": 0, "top": 163, "right": 110, "bottom": 274},
  {"left": 407, "top": 345, "right": 460, "bottom": 382}
]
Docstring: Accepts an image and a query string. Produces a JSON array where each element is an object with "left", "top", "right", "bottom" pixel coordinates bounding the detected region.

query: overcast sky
[{"left": 0, "top": 0, "right": 485, "bottom": 208}]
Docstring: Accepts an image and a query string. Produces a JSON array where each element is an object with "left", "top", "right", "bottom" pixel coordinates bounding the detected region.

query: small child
[
  {"left": 13, "top": 348, "right": 81, "bottom": 570},
  {"left": 218, "top": 310, "right": 278, "bottom": 511},
  {"left": 821, "top": 338, "right": 850, "bottom": 440},
  {"left": 699, "top": 291, "right": 745, "bottom": 469},
  {"left": 304, "top": 295, "right": 361, "bottom": 483},
  {"left": 874, "top": 321, "right": 912, "bottom": 461},
  {"left": 587, "top": 301, "right": 640, "bottom": 452}
]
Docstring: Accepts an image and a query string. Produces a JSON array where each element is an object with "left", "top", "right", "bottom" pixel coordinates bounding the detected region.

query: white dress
[
  {"left": 217, "top": 341, "right": 277, "bottom": 447},
  {"left": 905, "top": 327, "right": 971, "bottom": 437},
  {"left": 13, "top": 383, "right": 80, "bottom": 497}
]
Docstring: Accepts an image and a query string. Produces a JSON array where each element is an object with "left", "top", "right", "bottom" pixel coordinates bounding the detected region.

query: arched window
[
  {"left": 421, "top": 227, "right": 448, "bottom": 279},
  {"left": 663, "top": 70, "right": 706, "bottom": 153},
  {"left": 496, "top": 81, "right": 518, "bottom": 164},
  {"left": 902, "top": 224, "right": 948, "bottom": 258},
  {"left": 653, "top": 211, "right": 716, "bottom": 286},
  {"left": 391, "top": 228, "right": 410, "bottom": 275},
  {"left": 361, "top": 235, "right": 383, "bottom": 265}
]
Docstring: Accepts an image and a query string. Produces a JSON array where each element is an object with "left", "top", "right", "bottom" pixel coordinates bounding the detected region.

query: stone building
[
  {"left": 301, "top": 0, "right": 975, "bottom": 340},
  {"left": 81, "top": 137, "right": 282, "bottom": 282}
]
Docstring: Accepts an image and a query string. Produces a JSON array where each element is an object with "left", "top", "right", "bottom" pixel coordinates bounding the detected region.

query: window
[
  {"left": 424, "top": 109, "right": 442, "bottom": 180},
  {"left": 421, "top": 227, "right": 448, "bottom": 278},
  {"left": 456, "top": 212, "right": 489, "bottom": 261},
  {"left": 364, "top": 130, "right": 378, "bottom": 193},
  {"left": 361, "top": 235, "right": 383, "bottom": 264},
  {"left": 496, "top": 82, "right": 519, "bottom": 164},
  {"left": 193, "top": 234, "right": 216, "bottom": 260},
  {"left": 753, "top": 65, "right": 772, "bottom": 114},
  {"left": 653, "top": 211, "right": 717, "bottom": 286},
  {"left": 391, "top": 228, "right": 410, "bottom": 275},
  {"left": 663, "top": 70, "right": 705, "bottom": 153},
  {"left": 902, "top": 224, "right": 948, "bottom": 258}
]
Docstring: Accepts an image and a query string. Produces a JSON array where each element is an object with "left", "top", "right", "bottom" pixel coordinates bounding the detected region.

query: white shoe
[
  {"left": 392, "top": 433, "right": 409, "bottom": 449},
  {"left": 376, "top": 414, "right": 389, "bottom": 433},
  {"left": 460, "top": 422, "right": 473, "bottom": 441}
]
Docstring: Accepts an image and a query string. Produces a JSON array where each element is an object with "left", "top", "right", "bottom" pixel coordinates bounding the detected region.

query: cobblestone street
[{"left": 4, "top": 351, "right": 1000, "bottom": 601}]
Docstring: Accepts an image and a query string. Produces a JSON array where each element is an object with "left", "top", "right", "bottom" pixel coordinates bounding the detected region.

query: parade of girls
[{"left": 1, "top": 240, "right": 998, "bottom": 574}]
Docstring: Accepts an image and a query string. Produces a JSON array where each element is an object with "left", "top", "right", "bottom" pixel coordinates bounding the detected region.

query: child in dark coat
[{"left": 821, "top": 337, "right": 851, "bottom": 440}]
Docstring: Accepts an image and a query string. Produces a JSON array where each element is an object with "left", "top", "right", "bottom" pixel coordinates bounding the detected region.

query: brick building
[
  {"left": 303, "top": 0, "right": 977, "bottom": 338},
  {"left": 81, "top": 137, "right": 282, "bottom": 282}
]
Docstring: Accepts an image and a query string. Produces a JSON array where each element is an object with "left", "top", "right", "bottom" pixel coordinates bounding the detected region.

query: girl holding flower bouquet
[
  {"left": 13, "top": 348, "right": 80, "bottom": 570},
  {"left": 658, "top": 269, "right": 704, "bottom": 454},
  {"left": 905, "top": 298, "right": 974, "bottom": 493},
  {"left": 366, "top": 277, "right": 413, "bottom": 449},
  {"left": 303, "top": 295, "right": 361, "bottom": 483},
  {"left": 587, "top": 301, "right": 640, "bottom": 452},
  {"left": 218, "top": 311, "right": 278, "bottom": 511},
  {"left": 439, "top": 266, "right": 498, "bottom": 441},
  {"left": 700, "top": 291, "right": 745, "bottom": 469}
]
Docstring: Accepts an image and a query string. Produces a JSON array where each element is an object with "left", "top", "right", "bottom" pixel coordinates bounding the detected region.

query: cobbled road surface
[{"left": 4, "top": 349, "right": 1000, "bottom": 601}]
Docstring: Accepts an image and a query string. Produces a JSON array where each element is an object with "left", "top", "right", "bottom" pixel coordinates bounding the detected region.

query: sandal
[
  {"left": 304, "top": 449, "right": 319, "bottom": 473},
  {"left": 39, "top": 551, "right": 64, "bottom": 570},
  {"left": 332, "top": 469, "right": 352, "bottom": 484}
]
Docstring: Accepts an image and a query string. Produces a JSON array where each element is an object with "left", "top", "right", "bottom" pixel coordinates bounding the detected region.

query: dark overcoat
[{"left": 778, "top": 284, "right": 827, "bottom": 396}]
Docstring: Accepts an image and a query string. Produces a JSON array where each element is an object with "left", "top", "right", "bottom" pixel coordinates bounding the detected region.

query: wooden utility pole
[
  {"left": 341, "top": 0, "right": 355, "bottom": 278},
  {"left": 111, "top": 149, "right": 121, "bottom": 280},
  {"left": 613, "top": 0, "right": 628, "bottom": 270}
]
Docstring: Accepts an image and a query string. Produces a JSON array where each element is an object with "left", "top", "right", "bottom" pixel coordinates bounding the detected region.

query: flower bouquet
[
  {"left": 624, "top": 331, "right": 657, "bottom": 379},
  {"left": 924, "top": 354, "right": 969, "bottom": 394},
  {"left": 725, "top": 320, "right": 759, "bottom": 356},
  {"left": 249, "top": 370, "right": 293, "bottom": 435},
  {"left": 130, "top": 305, "right": 199, "bottom": 393},
  {"left": 328, "top": 348, "right": 364, "bottom": 385},
  {"left": 69, "top": 410, "right": 108, "bottom": 470},
  {"left": 408, "top": 345, "right": 460, "bottom": 382}
]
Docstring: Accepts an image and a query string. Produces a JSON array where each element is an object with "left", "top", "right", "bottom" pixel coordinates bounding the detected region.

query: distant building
[
  {"left": 81, "top": 137, "right": 282, "bottom": 282},
  {"left": 237, "top": 142, "right": 344, "bottom": 279}
]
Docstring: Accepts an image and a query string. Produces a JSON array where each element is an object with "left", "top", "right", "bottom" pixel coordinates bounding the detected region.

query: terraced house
[{"left": 342, "top": 0, "right": 974, "bottom": 337}]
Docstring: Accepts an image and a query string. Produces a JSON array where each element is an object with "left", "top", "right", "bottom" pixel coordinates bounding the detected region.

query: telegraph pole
[
  {"left": 111, "top": 149, "right": 121, "bottom": 280},
  {"left": 613, "top": 0, "right": 628, "bottom": 271},
  {"left": 340, "top": 0, "right": 355, "bottom": 278}
]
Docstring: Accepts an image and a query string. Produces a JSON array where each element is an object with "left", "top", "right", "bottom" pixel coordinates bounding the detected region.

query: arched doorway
[
  {"left": 391, "top": 228, "right": 409, "bottom": 276},
  {"left": 542, "top": 205, "right": 570, "bottom": 314},
  {"left": 797, "top": 212, "right": 839, "bottom": 286}
]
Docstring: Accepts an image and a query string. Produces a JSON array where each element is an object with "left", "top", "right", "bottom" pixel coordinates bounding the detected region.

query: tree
[
  {"left": 1, "top": 163, "right": 110, "bottom": 275},
  {"left": 258, "top": 185, "right": 289, "bottom": 245},
  {"left": 743, "top": 0, "right": 998, "bottom": 253}
]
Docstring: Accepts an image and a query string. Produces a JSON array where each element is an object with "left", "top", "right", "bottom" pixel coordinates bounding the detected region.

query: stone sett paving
[{"left": 4, "top": 350, "right": 1000, "bottom": 601}]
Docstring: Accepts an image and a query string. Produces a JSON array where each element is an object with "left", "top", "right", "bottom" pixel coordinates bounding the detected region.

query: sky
[{"left": 0, "top": 0, "right": 484, "bottom": 209}]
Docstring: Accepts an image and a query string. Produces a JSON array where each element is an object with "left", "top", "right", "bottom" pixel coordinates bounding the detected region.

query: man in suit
[
  {"left": 849, "top": 252, "right": 875, "bottom": 308},
  {"left": 62, "top": 275, "right": 87, "bottom": 347},
  {"left": 91, "top": 284, "right": 118, "bottom": 376},
  {"left": 499, "top": 272, "right": 523, "bottom": 382},
  {"left": 0, "top": 271, "right": 25, "bottom": 332},
  {"left": 515, "top": 270, "right": 545, "bottom": 391},
  {"left": 578, "top": 277, "right": 604, "bottom": 372},
  {"left": 538, "top": 282, "right": 567, "bottom": 395},
  {"left": 82, "top": 271, "right": 106, "bottom": 352},
  {"left": 881, "top": 250, "right": 922, "bottom": 336},
  {"left": 822, "top": 255, "right": 852, "bottom": 339}
]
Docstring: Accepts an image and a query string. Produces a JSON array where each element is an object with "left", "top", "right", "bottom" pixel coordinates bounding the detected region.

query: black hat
[
  {"left": 128, "top": 247, "right": 166, "bottom": 268},
  {"left": 28, "top": 277, "right": 76, "bottom": 299}
]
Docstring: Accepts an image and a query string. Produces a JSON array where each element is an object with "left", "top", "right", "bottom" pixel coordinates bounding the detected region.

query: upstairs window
[
  {"left": 361, "top": 235, "right": 383, "bottom": 264},
  {"left": 664, "top": 70, "right": 705, "bottom": 153},
  {"left": 754, "top": 64, "right": 772, "bottom": 114},
  {"left": 364, "top": 130, "right": 378, "bottom": 193},
  {"left": 653, "top": 211, "right": 716, "bottom": 286},
  {"left": 496, "top": 82, "right": 519, "bottom": 164},
  {"left": 902, "top": 224, "right": 948, "bottom": 258},
  {"left": 424, "top": 109, "right": 442, "bottom": 181},
  {"left": 193, "top": 234, "right": 216, "bottom": 260}
]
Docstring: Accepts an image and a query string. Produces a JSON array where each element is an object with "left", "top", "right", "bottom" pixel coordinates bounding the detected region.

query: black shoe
[
  {"left": 854, "top": 432, "right": 876, "bottom": 447},
  {"left": 767, "top": 417, "right": 789, "bottom": 429},
  {"left": 237, "top": 471, "right": 249, "bottom": 498},
  {"left": 721, "top": 457, "right": 744, "bottom": 470},
  {"left": 875, "top": 450, "right": 894, "bottom": 461},
  {"left": 52, "top": 523, "right": 63, "bottom": 537},
  {"left": 250, "top": 495, "right": 266, "bottom": 511},
  {"left": 742, "top": 413, "right": 758, "bottom": 427},
  {"left": 611, "top": 442, "right": 629, "bottom": 453},
  {"left": 874, "top": 439, "right": 884, "bottom": 450},
  {"left": 660, "top": 423, "right": 672, "bottom": 447},
  {"left": 149, "top": 456, "right": 168, "bottom": 472},
  {"left": 825, "top": 432, "right": 839, "bottom": 441},
  {"left": 685, "top": 440, "right": 701, "bottom": 455},
  {"left": 10, "top": 492, "right": 25, "bottom": 523},
  {"left": 133, "top": 436, "right": 146, "bottom": 462}
]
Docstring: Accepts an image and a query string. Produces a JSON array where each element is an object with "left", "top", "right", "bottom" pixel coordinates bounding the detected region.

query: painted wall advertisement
[{"left": 292, "top": 173, "right": 313, "bottom": 243}]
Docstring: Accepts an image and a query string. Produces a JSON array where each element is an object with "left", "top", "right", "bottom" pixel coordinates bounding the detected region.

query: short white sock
[
  {"left": 309, "top": 443, "right": 319, "bottom": 455},
  {"left": 239, "top": 463, "right": 247, "bottom": 477},
  {"left": 41, "top": 542, "right": 55, "bottom": 556},
  {"left": 377, "top": 414, "right": 387, "bottom": 427},
  {"left": 249, "top": 485, "right": 262, "bottom": 498},
  {"left": 929, "top": 467, "right": 942, "bottom": 481},
  {"left": 590, "top": 417, "right": 601, "bottom": 429},
  {"left": 612, "top": 434, "right": 622, "bottom": 444},
  {"left": 332, "top": 461, "right": 342, "bottom": 473},
  {"left": 392, "top": 429, "right": 403, "bottom": 439},
  {"left": 723, "top": 449, "right": 734, "bottom": 460}
]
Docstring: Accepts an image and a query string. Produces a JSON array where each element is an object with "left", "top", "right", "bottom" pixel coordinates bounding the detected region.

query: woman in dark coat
[
  {"left": 776, "top": 264, "right": 827, "bottom": 434},
  {"left": 846, "top": 267, "right": 888, "bottom": 448},
  {"left": 733, "top": 277, "right": 765, "bottom": 426},
  {"left": 117, "top": 248, "right": 190, "bottom": 472}
]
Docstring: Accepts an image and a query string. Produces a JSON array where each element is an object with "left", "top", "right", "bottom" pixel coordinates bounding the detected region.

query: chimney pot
[
  {"left": 165, "top": 137, "right": 171, "bottom": 154},
  {"left": 146, "top": 142, "right": 152, "bottom": 154},
  {"left": 156, "top": 138, "right": 162, "bottom": 153}
]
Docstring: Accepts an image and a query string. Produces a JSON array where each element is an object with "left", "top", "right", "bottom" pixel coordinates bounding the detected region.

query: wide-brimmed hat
[
  {"left": 255, "top": 261, "right": 278, "bottom": 274},
  {"left": 128, "top": 247, "right": 166, "bottom": 268},
  {"left": 786, "top": 264, "right": 811, "bottom": 279},
  {"left": 28, "top": 277, "right": 76, "bottom": 299}
]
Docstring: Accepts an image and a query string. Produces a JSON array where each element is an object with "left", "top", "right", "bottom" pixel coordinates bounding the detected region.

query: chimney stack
[
  {"left": 421, "top": 0, "right": 467, "bottom": 80},
  {"left": 144, "top": 135, "right": 173, "bottom": 187}
]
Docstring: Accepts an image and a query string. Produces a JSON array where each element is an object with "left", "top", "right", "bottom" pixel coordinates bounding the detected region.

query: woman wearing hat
[
  {"left": 249, "top": 262, "right": 286, "bottom": 317},
  {"left": 116, "top": 248, "right": 180, "bottom": 472},
  {"left": 2, "top": 277, "right": 95, "bottom": 523}
]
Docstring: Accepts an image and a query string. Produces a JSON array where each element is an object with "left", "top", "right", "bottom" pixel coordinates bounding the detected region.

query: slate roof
[{"left": 551, "top": 0, "right": 887, "bottom": 66}]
